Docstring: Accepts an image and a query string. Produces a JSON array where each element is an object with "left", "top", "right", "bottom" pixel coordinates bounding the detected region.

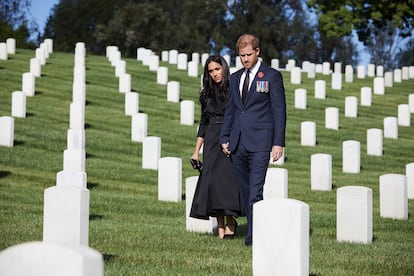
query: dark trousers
[{"left": 232, "top": 134, "right": 270, "bottom": 244}]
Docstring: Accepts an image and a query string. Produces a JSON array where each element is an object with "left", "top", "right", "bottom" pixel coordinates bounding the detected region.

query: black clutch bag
[{"left": 190, "top": 159, "right": 203, "bottom": 173}]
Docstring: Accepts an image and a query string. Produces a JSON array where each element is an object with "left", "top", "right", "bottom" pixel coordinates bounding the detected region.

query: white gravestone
[
  {"left": 119, "top": 73, "right": 131, "bottom": 93},
  {"left": 383, "top": 117, "right": 398, "bottom": 139},
  {"left": 409, "top": 94, "right": 414, "bottom": 113},
  {"left": 311, "top": 153, "right": 332, "bottom": 191},
  {"left": 11, "top": 91, "right": 26, "bottom": 118},
  {"left": 345, "top": 96, "right": 358, "bottom": 118},
  {"left": 334, "top": 62, "right": 342, "bottom": 73},
  {"left": 301, "top": 121, "right": 316, "bottom": 146},
  {"left": 177, "top": 53, "right": 188, "bottom": 70},
  {"left": 384, "top": 71, "right": 393, "bottom": 87},
  {"left": 409, "top": 66, "right": 414, "bottom": 78},
  {"left": 43, "top": 186, "right": 90, "bottom": 245},
  {"left": 161, "top": 50, "right": 168, "bottom": 62},
  {"left": 345, "top": 65, "right": 353, "bottom": 82},
  {"left": 201, "top": 53, "right": 209, "bottom": 66},
  {"left": 56, "top": 170, "right": 87, "bottom": 189},
  {"left": 357, "top": 65, "right": 365, "bottom": 79},
  {"left": 315, "top": 64, "right": 323, "bottom": 73},
  {"left": 373, "top": 77, "right": 385, "bottom": 95},
  {"left": 314, "top": 80, "right": 326, "bottom": 99},
  {"left": 131, "top": 113, "right": 148, "bottom": 142},
  {"left": 185, "top": 176, "right": 217, "bottom": 233},
  {"left": 158, "top": 157, "right": 182, "bottom": 202},
  {"left": 70, "top": 102, "right": 85, "bottom": 129},
  {"left": 376, "top": 65, "right": 384, "bottom": 77},
  {"left": 325, "top": 107, "right": 339, "bottom": 130},
  {"left": 180, "top": 100, "right": 194, "bottom": 125},
  {"left": 167, "top": 81, "right": 180, "bottom": 103},
  {"left": 253, "top": 198, "right": 309, "bottom": 276},
  {"left": 125, "top": 92, "right": 139, "bottom": 116},
  {"left": 157, "top": 67, "right": 168, "bottom": 85},
  {"left": 307, "top": 63, "right": 315, "bottom": 78},
  {"left": 290, "top": 67, "right": 301, "bottom": 84},
  {"left": 73, "top": 82, "right": 86, "bottom": 108},
  {"left": 322, "top": 62, "right": 330, "bottom": 75},
  {"left": 35, "top": 47, "right": 46, "bottom": 65},
  {"left": 115, "top": 60, "right": 126, "bottom": 78},
  {"left": 30, "top": 58, "right": 41, "bottom": 77},
  {"left": 44, "top": 38, "right": 53, "bottom": 53},
  {"left": 394, "top": 69, "right": 402, "bottom": 83},
  {"left": 0, "top": 116, "right": 14, "bottom": 147},
  {"left": 294, "top": 88, "right": 307, "bottom": 109},
  {"left": 367, "top": 64, "right": 375, "bottom": 77},
  {"left": 0, "top": 42, "right": 7, "bottom": 60},
  {"left": 22, "top": 72, "right": 35, "bottom": 96},
  {"left": 271, "top": 58, "right": 279, "bottom": 70},
  {"left": 342, "top": 140, "right": 360, "bottom": 173},
  {"left": 367, "top": 128, "right": 383, "bottom": 156},
  {"left": 148, "top": 55, "right": 159, "bottom": 71},
  {"left": 0, "top": 241, "right": 103, "bottom": 276},
  {"left": 63, "top": 149, "right": 86, "bottom": 172},
  {"left": 73, "top": 65, "right": 85, "bottom": 84},
  {"left": 398, "top": 104, "right": 410, "bottom": 126},
  {"left": 188, "top": 61, "right": 198, "bottom": 77},
  {"left": 302, "top": 61, "right": 310, "bottom": 73},
  {"left": 6, "top": 38, "right": 15, "bottom": 54},
  {"left": 379, "top": 174, "right": 408, "bottom": 220},
  {"left": 192, "top": 52, "right": 200, "bottom": 64},
  {"left": 402, "top": 66, "right": 409, "bottom": 80},
  {"left": 286, "top": 59, "right": 295, "bottom": 71},
  {"left": 67, "top": 128, "right": 85, "bottom": 150},
  {"left": 360, "top": 87, "right": 372, "bottom": 106},
  {"left": 263, "top": 168, "right": 288, "bottom": 199},
  {"left": 169, "top": 49, "right": 178, "bottom": 64},
  {"left": 337, "top": 186, "right": 372, "bottom": 244},
  {"left": 142, "top": 136, "right": 161, "bottom": 170},
  {"left": 331, "top": 73, "right": 342, "bottom": 90},
  {"left": 406, "top": 163, "right": 414, "bottom": 199}
]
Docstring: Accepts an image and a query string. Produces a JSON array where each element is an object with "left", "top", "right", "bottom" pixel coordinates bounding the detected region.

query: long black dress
[{"left": 190, "top": 89, "right": 243, "bottom": 220}]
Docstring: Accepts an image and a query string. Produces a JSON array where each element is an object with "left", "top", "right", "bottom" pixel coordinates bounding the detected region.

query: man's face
[{"left": 238, "top": 45, "right": 260, "bottom": 69}]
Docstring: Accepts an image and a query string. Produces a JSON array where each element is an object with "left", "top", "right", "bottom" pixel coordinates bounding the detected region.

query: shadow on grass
[
  {"left": 13, "top": 140, "right": 25, "bottom": 146},
  {"left": 89, "top": 214, "right": 104, "bottom": 221},
  {"left": 0, "top": 171, "right": 12, "bottom": 178},
  {"left": 87, "top": 182, "right": 99, "bottom": 189},
  {"left": 103, "top": 253, "right": 117, "bottom": 263}
]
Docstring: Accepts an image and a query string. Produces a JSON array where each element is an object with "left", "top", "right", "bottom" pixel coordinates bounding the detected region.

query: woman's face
[{"left": 207, "top": 61, "right": 223, "bottom": 84}]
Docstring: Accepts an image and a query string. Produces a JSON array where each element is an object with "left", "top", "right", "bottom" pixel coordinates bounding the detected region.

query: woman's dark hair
[{"left": 199, "top": 55, "right": 230, "bottom": 111}]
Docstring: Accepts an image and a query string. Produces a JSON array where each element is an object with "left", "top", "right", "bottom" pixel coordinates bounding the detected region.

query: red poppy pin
[{"left": 258, "top": 71, "right": 264, "bottom": 78}]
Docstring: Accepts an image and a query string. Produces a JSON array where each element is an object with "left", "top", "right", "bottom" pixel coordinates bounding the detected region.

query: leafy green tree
[
  {"left": 225, "top": 0, "right": 320, "bottom": 66},
  {"left": 0, "top": 0, "right": 35, "bottom": 48},
  {"left": 43, "top": 0, "right": 122, "bottom": 53},
  {"left": 308, "top": 0, "right": 414, "bottom": 68}
]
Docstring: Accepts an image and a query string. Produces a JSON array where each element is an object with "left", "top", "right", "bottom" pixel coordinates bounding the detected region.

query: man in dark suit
[{"left": 220, "top": 34, "right": 286, "bottom": 246}]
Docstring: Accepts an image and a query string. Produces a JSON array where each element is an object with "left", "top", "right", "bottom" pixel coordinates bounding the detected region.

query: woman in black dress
[{"left": 190, "top": 55, "right": 243, "bottom": 239}]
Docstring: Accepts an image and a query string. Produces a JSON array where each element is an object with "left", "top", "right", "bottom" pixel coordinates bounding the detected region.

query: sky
[
  {"left": 29, "top": 0, "right": 59, "bottom": 32},
  {"left": 28, "top": 0, "right": 370, "bottom": 65}
]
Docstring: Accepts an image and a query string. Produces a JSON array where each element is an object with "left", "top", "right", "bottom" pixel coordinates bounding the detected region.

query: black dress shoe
[{"left": 244, "top": 239, "right": 252, "bottom": 246}]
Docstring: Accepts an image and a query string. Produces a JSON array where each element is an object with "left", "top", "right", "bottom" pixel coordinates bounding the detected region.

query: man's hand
[
  {"left": 221, "top": 142, "right": 231, "bottom": 157},
  {"left": 271, "top": 145, "right": 283, "bottom": 162}
]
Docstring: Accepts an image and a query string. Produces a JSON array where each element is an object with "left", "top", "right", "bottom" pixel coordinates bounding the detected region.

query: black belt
[{"left": 209, "top": 116, "right": 224, "bottom": 124}]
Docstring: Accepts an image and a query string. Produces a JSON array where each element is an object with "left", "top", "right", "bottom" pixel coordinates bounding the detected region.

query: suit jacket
[{"left": 220, "top": 63, "right": 286, "bottom": 152}]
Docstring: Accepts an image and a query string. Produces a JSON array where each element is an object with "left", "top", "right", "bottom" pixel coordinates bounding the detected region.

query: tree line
[{"left": 1, "top": 0, "right": 413, "bottom": 69}]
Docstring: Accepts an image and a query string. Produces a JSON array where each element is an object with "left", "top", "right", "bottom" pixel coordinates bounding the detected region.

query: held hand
[
  {"left": 271, "top": 146, "right": 283, "bottom": 162},
  {"left": 221, "top": 143, "right": 231, "bottom": 157}
]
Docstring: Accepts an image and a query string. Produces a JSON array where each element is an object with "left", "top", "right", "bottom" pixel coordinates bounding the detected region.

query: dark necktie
[{"left": 242, "top": 69, "right": 250, "bottom": 103}]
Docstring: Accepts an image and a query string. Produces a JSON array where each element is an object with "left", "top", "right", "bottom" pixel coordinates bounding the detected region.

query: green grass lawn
[{"left": 1, "top": 49, "right": 413, "bottom": 275}]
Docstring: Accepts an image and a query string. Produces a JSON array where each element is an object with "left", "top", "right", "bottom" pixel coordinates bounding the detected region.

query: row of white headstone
[
  {"left": 0, "top": 40, "right": 104, "bottom": 276},
  {"left": 0, "top": 38, "right": 53, "bottom": 147},
  {"left": 284, "top": 58, "right": 414, "bottom": 81}
]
